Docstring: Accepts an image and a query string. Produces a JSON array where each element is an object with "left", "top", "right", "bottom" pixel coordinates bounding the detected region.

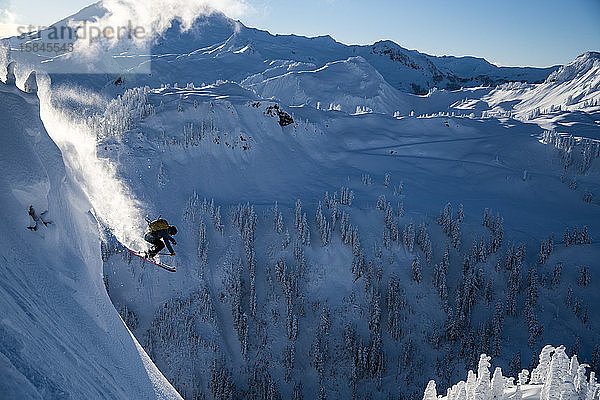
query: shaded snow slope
[
  {"left": 95, "top": 81, "right": 599, "bottom": 399},
  {"left": 0, "top": 80, "right": 181, "bottom": 399}
]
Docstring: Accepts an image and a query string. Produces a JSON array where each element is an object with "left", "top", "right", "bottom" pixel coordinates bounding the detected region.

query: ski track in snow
[{"left": 346, "top": 133, "right": 507, "bottom": 152}]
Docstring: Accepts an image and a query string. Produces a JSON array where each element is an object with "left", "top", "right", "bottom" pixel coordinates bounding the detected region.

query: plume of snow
[
  {"left": 68, "top": 0, "right": 250, "bottom": 57},
  {"left": 0, "top": 6, "right": 20, "bottom": 38},
  {"left": 36, "top": 76, "right": 147, "bottom": 250}
]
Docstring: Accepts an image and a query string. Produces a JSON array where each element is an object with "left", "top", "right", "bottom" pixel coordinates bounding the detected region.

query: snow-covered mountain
[
  {"left": 0, "top": 2, "right": 599, "bottom": 399},
  {"left": 482, "top": 52, "right": 600, "bottom": 122},
  {"left": 2, "top": 2, "right": 557, "bottom": 95},
  {"left": 241, "top": 56, "right": 414, "bottom": 115},
  {"left": 397, "top": 51, "right": 600, "bottom": 130}
]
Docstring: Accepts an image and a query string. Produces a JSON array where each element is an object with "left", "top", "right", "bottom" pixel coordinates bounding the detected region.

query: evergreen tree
[
  {"left": 577, "top": 267, "right": 591, "bottom": 287},
  {"left": 412, "top": 256, "right": 422, "bottom": 283},
  {"left": 404, "top": 221, "right": 415, "bottom": 252},
  {"left": 295, "top": 199, "right": 302, "bottom": 230},
  {"left": 386, "top": 275, "right": 407, "bottom": 340},
  {"left": 491, "top": 302, "right": 504, "bottom": 357}
]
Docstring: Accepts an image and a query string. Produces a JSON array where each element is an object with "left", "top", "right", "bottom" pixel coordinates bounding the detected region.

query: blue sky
[{"left": 1, "top": 0, "right": 599, "bottom": 67}]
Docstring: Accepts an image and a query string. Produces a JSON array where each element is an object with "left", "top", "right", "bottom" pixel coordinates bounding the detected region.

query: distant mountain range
[{"left": 2, "top": 2, "right": 559, "bottom": 94}]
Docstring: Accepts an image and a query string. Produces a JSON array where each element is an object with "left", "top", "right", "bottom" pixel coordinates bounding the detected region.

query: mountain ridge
[{"left": 2, "top": 2, "right": 560, "bottom": 94}]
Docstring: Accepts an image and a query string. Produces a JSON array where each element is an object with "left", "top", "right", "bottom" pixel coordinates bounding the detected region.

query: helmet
[{"left": 169, "top": 226, "right": 178, "bottom": 235}]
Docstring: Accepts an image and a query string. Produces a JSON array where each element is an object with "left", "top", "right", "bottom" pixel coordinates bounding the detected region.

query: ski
[{"left": 127, "top": 249, "right": 176, "bottom": 272}]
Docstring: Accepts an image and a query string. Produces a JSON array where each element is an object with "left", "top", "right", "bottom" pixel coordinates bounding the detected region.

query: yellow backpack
[{"left": 149, "top": 218, "right": 169, "bottom": 232}]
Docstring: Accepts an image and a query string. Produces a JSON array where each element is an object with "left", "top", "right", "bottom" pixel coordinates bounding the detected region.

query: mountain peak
[
  {"left": 51, "top": 1, "right": 107, "bottom": 26},
  {"left": 546, "top": 51, "right": 600, "bottom": 83},
  {"left": 578, "top": 51, "right": 600, "bottom": 60}
]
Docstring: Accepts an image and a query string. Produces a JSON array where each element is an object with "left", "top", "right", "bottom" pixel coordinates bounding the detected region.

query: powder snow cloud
[
  {"left": 67, "top": 0, "right": 250, "bottom": 57},
  {"left": 0, "top": 1, "right": 19, "bottom": 38}
]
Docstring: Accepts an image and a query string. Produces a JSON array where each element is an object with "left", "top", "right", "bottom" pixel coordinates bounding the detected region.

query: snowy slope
[
  {"left": 90, "top": 78, "right": 600, "bottom": 399},
  {"left": 0, "top": 79, "right": 181, "bottom": 399},
  {"left": 377, "top": 52, "right": 600, "bottom": 130},
  {"left": 242, "top": 56, "right": 414, "bottom": 114},
  {"left": 482, "top": 52, "right": 600, "bottom": 121}
]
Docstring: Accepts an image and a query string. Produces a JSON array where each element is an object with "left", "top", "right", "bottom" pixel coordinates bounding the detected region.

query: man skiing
[{"left": 144, "top": 217, "right": 178, "bottom": 258}]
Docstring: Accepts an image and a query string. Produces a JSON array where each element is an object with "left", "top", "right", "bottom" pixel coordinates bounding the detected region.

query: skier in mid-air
[{"left": 144, "top": 217, "right": 178, "bottom": 258}]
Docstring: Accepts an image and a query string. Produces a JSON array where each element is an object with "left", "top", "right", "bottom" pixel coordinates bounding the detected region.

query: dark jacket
[{"left": 145, "top": 228, "right": 176, "bottom": 254}]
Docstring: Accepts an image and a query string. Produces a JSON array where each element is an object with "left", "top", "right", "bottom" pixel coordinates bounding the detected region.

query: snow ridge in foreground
[{"left": 424, "top": 345, "right": 599, "bottom": 400}]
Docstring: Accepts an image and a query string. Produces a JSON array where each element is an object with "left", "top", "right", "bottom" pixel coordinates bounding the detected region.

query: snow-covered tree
[
  {"left": 526, "top": 264, "right": 542, "bottom": 347},
  {"left": 412, "top": 255, "right": 422, "bottom": 283},
  {"left": 386, "top": 275, "right": 407, "bottom": 340},
  {"left": 540, "top": 345, "right": 571, "bottom": 400},
  {"left": 428, "top": 346, "right": 597, "bottom": 400},
  {"left": 422, "top": 380, "right": 437, "bottom": 400},
  {"left": 433, "top": 262, "right": 449, "bottom": 311},
  {"left": 384, "top": 173, "right": 391, "bottom": 187},
  {"left": 376, "top": 195, "right": 386, "bottom": 210},
  {"left": 24, "top": 71, "right": 37, "bottom": 93},
  {"left": 311, "top": 305, "right": 330, "bottom": 378},
  {"left": 491, "top": 302, "right": 505, "bottom": 357},
  {"left": 275, "top": 203, "right": 284, "bottom": 234},
  {"left": 473, "top": 354, "right": 492, "bottom": 399},
  {"left": 213, "top": 206, "right": 223, "bottom": 233},
  {"left": 531, "top": 345, "right": 556, "bottom": 384},
  {"left": 397, "top": 202, "right": 404, "bottom": 217},
  {"left": 551, "top": 263, "right": 563, "bottom": 287},
  {"left": 295, "top": 199, "right": 303, "bottom": 230},
  {"left": 439, "top": 203, "right": 453, "bottom": 234},
  {"left": 505, "top": 244, "right": 524, "bottom": 317},
  {"left": 417, "top": 222, "right": 433, "bottom": 264},
  {"left": 577, "top": 267, "right": 591, "bottom": 287},
  {"left": 586, "top": 372, "right": 599, "bottom": 400},
  {"left": 298, "top": 212, "right": 311, "bottom": 246},
  {"left": 361, "top": 174, "right": 372, "bottom": 185},
  {"left": 573, "top": 362, "right": 590, "bottom": 399},
  {"left": 403, "top": 221, "right": 415, "bottom": 252},
  {"left": 518, "top": 369, "right": 530, "bottom": 386},
  {"left": 197, "top": 219, "right": 209, "bottom": 270},
  {"left": 490, "top": 367, "right": 506, "bottom": 400},
  {"left": 564, "top": 226, "right": 593, "bottom": 246},
  {"left": 210, "top": 359, "right": 236, "bottom": 400},
  {"left": 451, "top": 219, "right": 461, "bottom": 249},
  {"left": 339, "top": 186, "right": 354, "bottom": 206},
  {"left": 538, "top": 234, "right": 555, "bottom": 265}
]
